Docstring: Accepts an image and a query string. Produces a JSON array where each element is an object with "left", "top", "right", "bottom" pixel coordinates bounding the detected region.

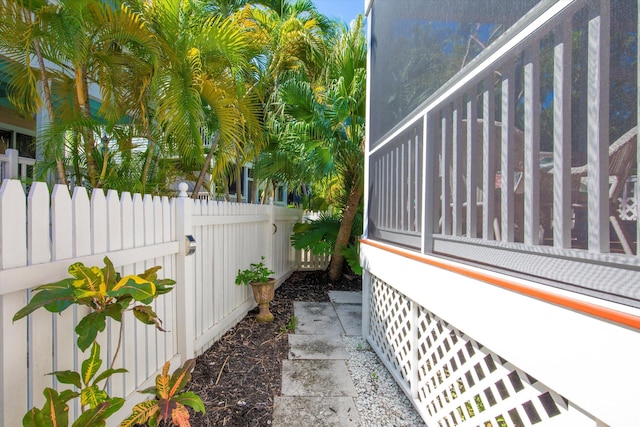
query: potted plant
[{"left": 235, "top": 257, "right": 275, "bottom": 323}]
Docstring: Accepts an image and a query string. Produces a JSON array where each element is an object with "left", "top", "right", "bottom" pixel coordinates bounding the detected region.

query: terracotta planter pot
[{"left": 250, "top": 279, "right": 275, "bottom": 323}]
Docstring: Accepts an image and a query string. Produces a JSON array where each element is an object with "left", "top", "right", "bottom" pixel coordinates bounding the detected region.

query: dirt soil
[{"left": 187, "top": 270, "right": 362, "bottom": 427}]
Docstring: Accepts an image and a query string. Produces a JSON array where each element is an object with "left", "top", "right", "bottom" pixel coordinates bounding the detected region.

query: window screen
[{"left": 369, "top": 0, "right": 543, "bottom": 148}]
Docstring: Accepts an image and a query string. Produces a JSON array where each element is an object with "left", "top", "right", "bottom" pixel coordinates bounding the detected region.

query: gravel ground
[{"left": 343, "top": 336, "right": 425, "bottom": 427}]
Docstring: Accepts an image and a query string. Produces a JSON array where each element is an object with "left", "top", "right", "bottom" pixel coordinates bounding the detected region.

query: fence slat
[
  {"left": 132, "top": 193, "right": 146, "bottom": 384},
  {"left": 142, "top": 195, "right": 157, "bottom": 374},
  {"left": 105, "top": 189, "right": 124, "bottom": 396},
  {"left": 28, "top": 182, "right": 51, "bottom": 264},
  {"left": 0, "top": 180, "right": 28, "bottom": 426},
  {"left": 214, "top": 202, "right": 224, "bottom": 324},
  {"left": 153, "top": 196, "right": 166, "bottom": 367},
  {"left": 73, "top": 187, "right": 92, "bottom": 257},
  {"left": 120, "top": 191, "right": 136, "bottom": 396},
  {"left": 88, "top": 188, "right": 110, "bottom": 395},
  {"left": 107, "top": 190, "right": 123, "bottom": 252},
  {"left": 28, "top": 183, "right": 54, "bottom": 409},
  {"left": 161, "top": 196, "right": 174, "bottom": 361},
  {"left": 91, "top": 189, "right": 107, "bottom": 254},
  {"left": 194, "top": 200, "right": 204, "bottom": 338},
  {"left": 50, "top": 184, "right": 79, "bottom": 418}
]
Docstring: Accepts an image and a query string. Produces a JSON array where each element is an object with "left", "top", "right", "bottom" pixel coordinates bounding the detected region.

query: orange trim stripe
[{"left": 361, "top": 238, "right": 640, "bottom": 330}]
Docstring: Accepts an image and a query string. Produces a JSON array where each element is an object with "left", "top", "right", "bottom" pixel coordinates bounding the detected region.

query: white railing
[
  {"left": 366, "top": 0, "right": 639, "bottom": 306},
  {"left": 0, "top": 179, "right": 301, "bottom": 426},
  {"left": 0, "top": 148, "right": 35, "bottom": 181}
]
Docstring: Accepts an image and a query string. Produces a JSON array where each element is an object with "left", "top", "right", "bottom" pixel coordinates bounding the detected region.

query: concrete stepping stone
[
  {"left": 272, "top": 396, "right": 360, "bottom": 426},
  {"left": 281, "top": 359, "right": 358, "bottom": 397},
  {"left": 288, "top": 334, "right": 348, "bottom": 360},
  {"left": 328, "top": 291, "right": 363, "bottom": 304},
  {"left": 294, "top": 301, "right": 344, "bottom": 335},
  {"left": 334, "top": 303, "right": 362, "bottom": 336}
]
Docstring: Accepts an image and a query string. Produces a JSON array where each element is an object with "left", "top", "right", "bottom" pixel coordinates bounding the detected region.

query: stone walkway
[{"left": 272, "top": 291, "right": 363, "bottom": 426}]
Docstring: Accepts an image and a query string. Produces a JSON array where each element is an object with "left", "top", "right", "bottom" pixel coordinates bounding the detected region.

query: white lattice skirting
[{"left": 367, "top": 275, "right": 576, "bottom": 427}]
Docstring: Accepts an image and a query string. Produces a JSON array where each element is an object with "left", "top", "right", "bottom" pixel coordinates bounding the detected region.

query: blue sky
[{"left": 312, "top": 0, "right": 364, "bottom": 25}]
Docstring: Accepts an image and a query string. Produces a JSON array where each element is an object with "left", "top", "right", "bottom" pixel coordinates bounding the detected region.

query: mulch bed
[{"left": 187, "top": 270, "right": 362, "bottom": 426}]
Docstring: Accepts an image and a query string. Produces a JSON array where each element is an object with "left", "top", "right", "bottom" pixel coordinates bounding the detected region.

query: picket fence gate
[{"left": 0, "top": 179, "right": 303, "bottom": 426}]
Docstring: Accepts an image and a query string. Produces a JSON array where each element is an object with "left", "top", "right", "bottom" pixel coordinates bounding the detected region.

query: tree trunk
[
  {"left": 75, "top": 67, "right": 99, "bottom": 187},
  {"left": 26, "top": 9, "right": 67, "bottom": 185},
  {"left": 327, "top": 177, "right": 363, "bottom": 282},
  {"left": 234, "top": 145, "right": 243, "bottom": 203},
  {"left": 191, "top": 132, "right": 220, "bottom": 198},
  {"left": 236, "top": 163, "right": 242, "bottom": 203}
]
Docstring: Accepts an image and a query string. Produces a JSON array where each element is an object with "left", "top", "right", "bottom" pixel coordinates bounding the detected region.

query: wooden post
[{"left": 175, "top": 183, "right": 195, "bottom": 361}]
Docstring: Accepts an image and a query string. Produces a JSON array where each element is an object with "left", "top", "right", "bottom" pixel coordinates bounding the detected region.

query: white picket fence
[{"left": 0, "top": 179, "right": 302, "bottom": 426}]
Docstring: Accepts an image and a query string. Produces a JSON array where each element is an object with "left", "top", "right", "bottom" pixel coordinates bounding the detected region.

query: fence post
[
  {"left": 175, "top": 183, "right": 195, "bottom": 361},
  {"left": 266, "top": 197, "right": 275, "bottom": 273},
  {"left": 5, "top": 149, "right": 18, "bottom": 180}
]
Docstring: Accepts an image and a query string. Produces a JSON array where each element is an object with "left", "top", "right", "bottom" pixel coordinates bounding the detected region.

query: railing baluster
[
  {"left": 587, "top": 0, "right": 610, "bottom": 253},
  {"left": 395, "top": 146, "right": 400, "bottom": 230},
  {"left": 453, "top": 98, "right": 465, "bottom": 236},
  {"left": 394, "top": 148, "right": 398, "bottom": 230},
  {"left": 400, "top": 139, "right": 411, "bottom": 230},
  {"left": 524, "top": 43, "right": 541, "bottom": 245},
  {"left": 441, "top": 107, "right": 453, "bottom": 235},
  {"left": 467, "top": 92, "right": 479, "bottom": 238},
  {"left": 406, "top": 135, "right": 418, "bottom": 231},
  {"left": 423, "top": 114, "right": 435, "bottom": 253},
  {"left": 554, "top": 23, "right": 573, "bottom": 249},
  {"left": 385, "top": 152, "right": 390, "bottom": 229},
  {"left": 483, "top": 77, "right": 497, "bottom": 240},
  {"left": 501, "top": 62, "right": 516, "bottom": 242},
  {"left": 415, "top": 134, "right": 421, "bottom": 233}
]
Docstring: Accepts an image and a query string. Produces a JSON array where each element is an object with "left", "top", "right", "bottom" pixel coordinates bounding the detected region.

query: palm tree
[
  {"left": 247, "top": 0, "right": 335, "bottom": 105},
  {"left": 229, "top": 0, "right": 334, "bottom": 203},
  {"left": 0, "top": 0, "right": 156, "bottom": 187},
  {"left": 128, "top": 0, "right": 263, "bottom": 197},
  {"left": 258, "top": 16, "right": 366, "bottom": 280}
]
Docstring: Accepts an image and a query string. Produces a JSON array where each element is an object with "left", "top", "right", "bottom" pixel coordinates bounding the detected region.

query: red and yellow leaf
[
  {"left": 120, "top": 400, "right": 159, "bottom": 427},
  {"left": 168, "top": 359, "right": 195, "bottom": 398},
  {"left": 171, "top": 404, "right": 191, "bottom": 427},
  {"left": 156, "top": 361, "right": 171, "bottom": 399}
]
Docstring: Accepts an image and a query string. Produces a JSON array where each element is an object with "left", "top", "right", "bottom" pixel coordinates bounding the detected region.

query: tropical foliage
[
  {"left": 2, "top": 1, "right": 367, "bottom": 423},
  {"left": 13, "top": 257, "right": 187, "bottom": 426},
  {"left": 256, "top": 16, "right": 366, "bottom": 279},
  {"left": 121, "top": 359, "right": 204, "bottom": 427}
]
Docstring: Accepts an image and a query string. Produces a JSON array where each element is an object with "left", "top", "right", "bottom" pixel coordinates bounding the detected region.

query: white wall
[{"left": 362, "top": 241, "right": 640, "bottom": 427}]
